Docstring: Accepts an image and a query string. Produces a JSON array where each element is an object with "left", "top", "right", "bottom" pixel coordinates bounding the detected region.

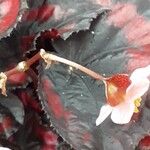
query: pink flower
[{"left": 96, "top": 65, "right": 150, "bottom": 125}]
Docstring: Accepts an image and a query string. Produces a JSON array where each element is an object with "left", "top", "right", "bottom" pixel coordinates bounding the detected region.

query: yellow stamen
[
  {"left": 134, "top": 97, "right": 142, "bottom": 113},
  {"left": 134, "top": 107, "right": 139, "bottom": 113}
]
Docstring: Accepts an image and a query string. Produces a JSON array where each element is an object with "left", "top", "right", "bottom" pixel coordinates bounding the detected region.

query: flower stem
[
  {"left": 5, "top": 50, "right": 105, "bottom": 82},
  {"left": 0, "top": 49, "right": 105, "bottom": 96},
  {"left": 40, "top": 49, "right": 105, "bottom": 81}
]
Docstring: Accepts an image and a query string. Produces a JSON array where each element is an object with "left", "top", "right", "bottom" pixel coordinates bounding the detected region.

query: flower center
[
  {"left": 108, "top": 83, "right": 118, "bottom": 94},
  {"left": 106, "top": 83, "right": 126, "bottom": 106},
  {"left": 105, "top": 74, "right": 131, "bottom": 106},
  {"left": 134, "top": 97, "right": 142, "bottom": 113}
]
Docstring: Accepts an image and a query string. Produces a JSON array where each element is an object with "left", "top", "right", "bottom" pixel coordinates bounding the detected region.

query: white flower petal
[
  {"left": 111, "top": 101, "right": 135, "bottom": 124},
  {"left": 130, "top": 65, "right": 150, "bottom": 80},
  {"left": 0, "top": 147, "right": 11, "bottom": 150},
  {"left": 96, "top": 104, "right": 113, "bottom": 126},
  {"left": 126, "top": 78, "right": 150, "bottom": 101}
]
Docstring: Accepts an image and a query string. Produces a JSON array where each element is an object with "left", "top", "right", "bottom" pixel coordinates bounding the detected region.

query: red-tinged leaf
[
  {"left": 40, "top": 79, "right": 70, "bottom": 120},
  {"left": 37, "top": 5, "right": 55, "bottom": 24},
  {"left": 96, "top": 0, "right": 150, "bottom": 71},
  {"left": 9, "top": 111, "right": 42, "bottom": 150},
  {"left": 0, "top": 30, "right": 30, "bottom": 88},
  {"left": 16, "top": 0, "right": 108, "bottom": 55},
  {"left": 20, "top": 34, "right": 36, "bottom": 53},
  {"left": 38, "top": 0, "right": 150, "bottom": 149},
  {"left": 35, "top": 30, "right": 60, "bottom": 53},
  {"left": 35, "top": 125, "right": 58, "bottom": 148},
  {"left": 0, "top": 93, "right": 24, "bottom": 125},
  {"left": 22, "top": 0, "right": 108, "bottom": 39},
  {"left": 8, "top": 109, "right": 59, "bottom": 150},
  {"left": 0, "top": 93, "right": 24, "bottom": 139},
  {"left": 0, "top": 0, "right": 27, "bottom": 39},
  {"left": 0, "top": 32, "right": 23, "bottom": 71},
  {"left": 16, "top": 89, "right": 42, "bottom": 113},
  {"left": 22, "top": 4, "right": 55, "bottom": 26},
  {"left": 138, "top": 136, "right": 150, "bottom": 150}
]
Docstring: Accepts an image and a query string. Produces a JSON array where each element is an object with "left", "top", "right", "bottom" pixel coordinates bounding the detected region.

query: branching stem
[
  {"left": 0, "top": 49, "right": 106, "bottom": 95},
  {"left": 5, "top": 50, "right": 105, "bottom": 81}
]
